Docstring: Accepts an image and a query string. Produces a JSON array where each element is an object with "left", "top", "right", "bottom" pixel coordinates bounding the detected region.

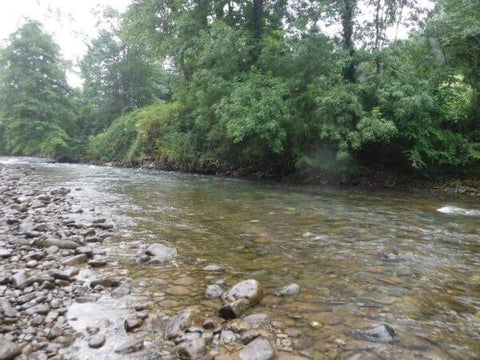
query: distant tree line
[{"left": 0, "top": 0, "right": 479, "bottom": 179}]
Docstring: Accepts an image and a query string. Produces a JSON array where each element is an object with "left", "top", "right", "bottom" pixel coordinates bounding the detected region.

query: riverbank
[{"left": 86, "top": 157, "right": 480, "bottom": 196}]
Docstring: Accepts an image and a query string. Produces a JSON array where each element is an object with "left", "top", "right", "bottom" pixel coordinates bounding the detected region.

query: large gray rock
[
  {"left": 243, "top": 313, "right": 270, "bottom": 325},
  {"left": 238, "top": 337, "right": 277, "bottom": 360},
  {"left": 145, "top": 243, "right": 177, "bottom": 262},
  {"left": 222, "top": 279, "right": 263, "bottom": 306},
  {"left": 164, "top": 307, "right": 202, "bottom": 340},
  {"left": 176, "top": 338, "right": 207, "bottom": 359},
  {"left": 0, "top": 337, "right": 21, "bottom": 360}
]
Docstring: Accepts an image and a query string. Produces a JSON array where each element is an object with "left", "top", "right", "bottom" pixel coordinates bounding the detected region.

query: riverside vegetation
[{"left": 0, "top": 0, "right": 480, "bottom": 186}]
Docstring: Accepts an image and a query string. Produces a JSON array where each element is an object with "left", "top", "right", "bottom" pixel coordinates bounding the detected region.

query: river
[{"left": 2, "top": 156, "right": 479, "bottom": 359}]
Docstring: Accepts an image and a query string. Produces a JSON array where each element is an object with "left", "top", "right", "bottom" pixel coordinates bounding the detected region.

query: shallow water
[{"left": 3, "top": 156, "right": 480, "bottom": 359}]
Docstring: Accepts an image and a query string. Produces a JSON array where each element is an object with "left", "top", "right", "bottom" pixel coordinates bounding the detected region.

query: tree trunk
[{"left": 341, "top": 0, "right": 356, "bottom": 82}]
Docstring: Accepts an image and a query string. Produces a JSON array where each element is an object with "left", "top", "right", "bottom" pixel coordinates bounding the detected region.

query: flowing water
[{"left": 2, "top": 157, "right": 480, "bottom": 359}]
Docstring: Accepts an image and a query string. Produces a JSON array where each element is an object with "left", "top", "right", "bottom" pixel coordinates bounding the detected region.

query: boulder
[
  {"left": 114, "top": 338, "right": 144, "bottom": 354},
  {"left": 351, "top": 324, "right": 396, "bottom": 344},
  {"left": 88, "top": 334, "right": 106, "bottom": 349}
]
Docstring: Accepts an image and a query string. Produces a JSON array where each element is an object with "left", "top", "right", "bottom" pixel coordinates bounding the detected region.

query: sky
[{"left": 0, "top": 0, "right": 132, "bottom": 87}]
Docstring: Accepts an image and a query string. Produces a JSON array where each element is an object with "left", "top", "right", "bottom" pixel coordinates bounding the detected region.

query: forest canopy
[{"left": 0, "top": 0, "right": 479, "bottom": 180}]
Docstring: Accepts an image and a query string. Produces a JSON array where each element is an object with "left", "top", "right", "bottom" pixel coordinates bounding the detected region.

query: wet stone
[
  {"left": 243, "top": 313, "right": 270, "bottom": 325},
  {"left": 276, "top": 283, "right": 300, "bottom": 297},
  {"left": 88, "top": 334, "right": 106, "bottom": 349},
  {"left": 203, "top": 264, "right": 225, "bottom": 272},
  {"left": 114, "top": 338, "right": 144, "bottom": 354},
  {"left": 0, "top": 337, "right": 21, "bottom": 360},
  {"left": 205, "top": 284, "right": 223, "bottom": 299},
  {"left": 165, "top": 307, "right": 202, "bottom": 340},
  {"left": 219, "top": 299, "right": 250, "bottom": 320},
  {"left": 351, "top": 324, "right": 396, "bottom": 344},
  {"left": 176, "top": 338, "right": 207, "bottom": 360},
  {"left": 238, "top": 337, "right": 277, "bottom": 360},
  {"left": 222, "top": 279, "right": 263, "bottom": 306}
]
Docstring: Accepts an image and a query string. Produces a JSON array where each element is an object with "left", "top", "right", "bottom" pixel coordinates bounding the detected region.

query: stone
[
  {"left": 167, "top": 286, "right": 191, "bottom": 296},
  {"left": 226, "top": 319, "right": 251, "bottom": 333},
  {"left": 63, "top": 254, "right": 88, "bottom": 266},
  {"left": 275, "top": 283, "right": 300, "bottom": 297},
  {"left": 90, "top": 278, "right": 120, "bottom": 288},
  {"left": 219, "top": 299, "right": 250, "bottom": 319},
  {"left": 164, "top": 307, "right": 202, "bottom": 340},
  {"left": 12, "top": 271, "right": 28, "bottom": 288},
  {"left": 351, "top": 324, "right": 396, "bottom": 344},
  {"left": 203, "top": 264, "right": 225, "bottom": 272},
  {"left": 243, "top": 313, "right": 270, "bottom": 325},
  {"left": 112, "top": 286, "right": 131, "bottom": 298},
  {"left": 238, "top": 337, "right": 277, "bottom": 360},
  {"left": 88, "top": 334, "right": 106, "bottom": 349},
  {"left": 145, "top": 243, "right": 177, "bottom": 262},
  {"left": 205, "top": 284, "right": 223, "bottom": 299},
  {"left": 0, "top": 337, "right": 21, "bottom": 360},
  {"left": 114, "top": 338, "right": 144, "bottom": 354},
  {"left": 176, "top": 338, "right": 207, "bottom": 360},
  {"left": 75, "top": 246, "right": 93, "bottom": 258},
  {"left": 124, "top": 317, "right": 143, "bottom": 332},
  {"left": 222, "top": 279, "right": 263, "bottom": 306},
  {"left": 37, "top": 238, "right": 79, "bottom": 250}
]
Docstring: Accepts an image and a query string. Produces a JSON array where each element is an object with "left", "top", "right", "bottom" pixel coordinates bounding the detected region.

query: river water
[{"left": 2, "top": 157, "right": 480, "bottom": 359}]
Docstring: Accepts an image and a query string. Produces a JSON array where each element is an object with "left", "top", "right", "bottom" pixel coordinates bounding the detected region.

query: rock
[
  {"left": 351, "top": 324, "right": 396, "bottom": 344},
  {"left": 219, "top": 299, "right": 250, "bottom": 319},
  {"left": 238, "top": 337, "right": 277, "bottom": 360},
  {"left": 275, "top": 283, "right": 300, "bottom": 297},
  {"left": 30, "top": 199, "right": 45, "bottom": 209},
  {"left": 176, "top": 338, "right": 207, "bottom": 360},
  {"left": 114, "top": 338, "right": 144, "bottom": 354},
  {"left": 222, "top": 279, "right": 263, "bottom": 306},
  {"left": 145, "top": 243, "right": 177, "bottom": 262},
  {"left": 124, "top": 317, "right": 143, "bottom": 332},
  {"left": 12, "top": 271, "right": 28, "bottom": 288},
  {"left": 205, "top": 284, "right": 223, "bottom": 299},
  {"left": 164, "top": 307, "right": 202, "bottom": 340},
  {"left": 243, "top": 313, "right": 270, "bottom": 325},
  {"left": 75, "top": 246, "right": 93, "bottom": 258},
  {"left": 226, "top": 319, "right": 251, "bottom": 333},
  {"left": 63, "top": 254, "right": 88, "bottom": 266},
  {"left": 89, "top": 258, "right": 107, "bottom": 267},
  {"left": 88, "top": 334, "right": 106, "bottom": 349},
  {"left": 38, "top": 238, "right": 79, "bottom": 250},
  {"left": 112, "top": 286, "right": 131, "bottom": 299},
  {"left": 167, "top": 286, "right": 191, "bottom": 296},
  {"left": 0, "top": 337, "right": 21, "bottom": 360},
  {"left": 203, "top": 264, "right": 224, "bottom": 272},
  {"left": 0, "top": 248, "right": 12, "bottom": 258},
  {"left": 90, "top": 278, "right": 120, "bottom": 288}
]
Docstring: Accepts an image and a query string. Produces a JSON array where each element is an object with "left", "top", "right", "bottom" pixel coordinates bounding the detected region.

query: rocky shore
[{"left": 0, "top": 162, "right": 311, "bottom": 360}]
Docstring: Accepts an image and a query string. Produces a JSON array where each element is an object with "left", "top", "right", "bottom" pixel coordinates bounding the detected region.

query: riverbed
[{"left": 1, "top": 156, "right": 480, "bottom": 360}]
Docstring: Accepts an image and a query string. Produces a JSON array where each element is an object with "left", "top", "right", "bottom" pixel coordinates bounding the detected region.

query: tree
[{"left": 0, "top": 20, "right": 75, "bottom": 157}]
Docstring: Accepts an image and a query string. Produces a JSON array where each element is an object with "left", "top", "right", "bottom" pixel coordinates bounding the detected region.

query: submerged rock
[
  {"left": 145, "top": 243, "right": 177, "bottom": 261},
  {"left": 275, "top": 283, "right": 300, "bottom": 297},
  {"left": 114, "top": 338, "right": 144, "bottom": 354},
  {"left": 351, "top": 324, "right": 396, "bottom": 344},
  {"left": 222, "top": 279, "right": 263, "bottom": 306},
  {"left": 88, "top": 334, "right": 106, "bottom": 349},
  {"left": 205, "top": 284, "right": 223, "bottom": 299},
  {"left": 203, "top": 264, "right": 224, "bottom": 272}
]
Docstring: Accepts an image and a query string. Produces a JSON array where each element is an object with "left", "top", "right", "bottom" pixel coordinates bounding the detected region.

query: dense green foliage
[
  {"left": 0, "top": 21, "right": 75, "bottom": 157},
  {"left": 1, "top": 1, "right": 480, "bottom": 180}
]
